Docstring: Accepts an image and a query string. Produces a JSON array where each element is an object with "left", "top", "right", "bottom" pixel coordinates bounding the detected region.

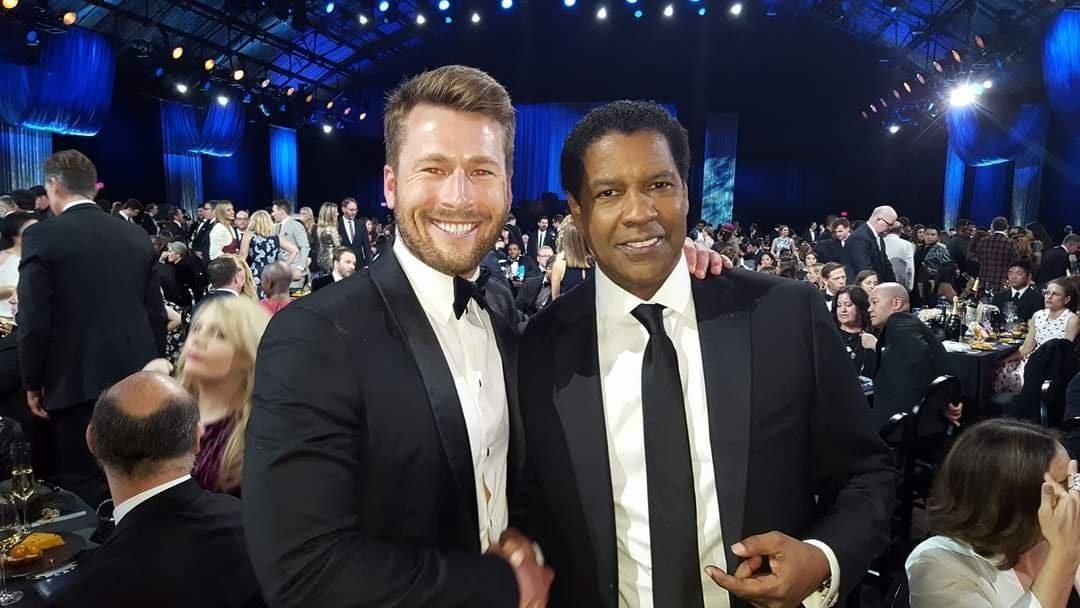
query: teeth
[
  {"left": 434, "top": 222, "right": 477, "bottom": 235},
  {"left": 625, "top": 237, "right": 660, "bottom": 249}
]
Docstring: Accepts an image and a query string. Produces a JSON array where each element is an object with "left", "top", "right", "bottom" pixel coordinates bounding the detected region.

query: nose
[
  {"left": 438, "top": 168, "right": 475, "bottom": 211},
  {"left": 621, "top": 189, "right": 658, "bottom": 226}
]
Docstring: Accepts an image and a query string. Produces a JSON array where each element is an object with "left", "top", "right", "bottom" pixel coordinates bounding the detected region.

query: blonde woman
[
  {"left": 550, "top": 216, "right": 593, "bottom": 300},
  {"left": 240, "top": 210, "right": 297, "bottom": 297},
  {"left": 215, "top": 254, "right": 259, "bottom": 300},
  {"left": 316, "top": 202, "right": 341, "bottom": 274},
  {"left": 176, "top": 297, "right": 270, "bottom": 495},
  {"left": 208, "top": 200, "right": 238, "bottom": 260}
]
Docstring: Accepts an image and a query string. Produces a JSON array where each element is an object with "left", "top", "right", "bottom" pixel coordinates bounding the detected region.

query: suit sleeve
[
  {"left": 243, "top": 305, "right": 518, "bottom": 608},
  {"left": 16, "top": 228, "right": 52, "bottom": 392},
  {"left": 803, "top": 288, "right": 899, "bottom": 600},
  {"left": 848, "top": 234, "right": 874, "bottom": 276},
  {"left": 292, "top": 222, "right": 310, "bottom": 271}
]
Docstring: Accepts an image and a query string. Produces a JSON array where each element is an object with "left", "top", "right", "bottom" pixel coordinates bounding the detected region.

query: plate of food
[
  {"left": 4, "top": 531, "right": 84, "bottom": 578},
  {"left": 970, "top": 341, "right": 995, "bottom": 351}
]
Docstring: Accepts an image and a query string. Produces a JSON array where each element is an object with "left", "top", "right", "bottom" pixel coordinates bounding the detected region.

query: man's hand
[
  {"left": 705, "top": 532, "right": 830, "bottom": 608},
  {"left": 946, "top": 402, "right": 963, "bottom": 427},
  {"left": 487, "top": 528, "right": 554, "bottom": 608},
  {"left": 683, "top": 237, "right": 733, "bottom": 279},
  {"left": 26, "top": 390, "right": 47, "bottom": 420}
]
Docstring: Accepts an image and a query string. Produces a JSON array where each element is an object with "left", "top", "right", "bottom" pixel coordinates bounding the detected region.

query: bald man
[
  {"left": 51, "top": 372, "right": 265, "bottom": 608},
  {"left": 849, "top": 205, "right": 899, "bottom": 284},
  {"left": 867, "top": 283, "right": 959, "bottom": 428}
]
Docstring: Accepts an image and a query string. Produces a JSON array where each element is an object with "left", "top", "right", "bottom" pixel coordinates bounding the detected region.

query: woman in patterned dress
[
  {"left": 993, "top": 278, "right": 1080, "bottom": 393},
  {"left": 240, "top": 210, "right": 297, "bottom": 298}
]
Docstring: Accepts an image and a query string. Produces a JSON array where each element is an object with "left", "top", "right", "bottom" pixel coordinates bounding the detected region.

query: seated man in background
[
  {"left": 51, "top": 372, "right": 264, "bottom": 608},
  {"left": 311, "top": 247, "right": 357, "bottom": 292},
  {"left": 869, "top": 282, "right": 961, "bottom": 429},
  {"left": 992, "top": 261, "right": 1042, "bottom": 323}
]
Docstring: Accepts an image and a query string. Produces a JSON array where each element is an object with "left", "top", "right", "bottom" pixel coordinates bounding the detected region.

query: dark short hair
[
  {"left": 822, "top": 262, "right": 846, "bottom": 281},
  {"left": 28, "top": 186, "right": 46, "bottom": 198},
  {"left": 89, "top": 381, "right": 200, "bottom": 479},
  {"left": 10, "top": 190, "right": 34, "bottom": 211},
  {"left": 1064, "top": 234, "right": 1080, "bottom": 247},
  {"left": 560, "top": 100, "right": 690, "bottom": 203},
  {"left": 170, "top": 208, "right": 184, "bottom": 220},
  {"left": 1009, "top": 260, "right": 1033, "bottom": 275},
  {"left": 332, "top": 246, "right": 355, "bottom": 263},
  {"left": 207, "top": 256, "right": 242, "bottom": 289},
  {"left": 930, "top": 418, "right": 1060, "bottom": 570},
  {"left": 855, "top": 269, "right": 879, "bottom": 286},
  {"left": 991, "top": 217, "right": 1009, "bottom": 232},
  {"left": 272, "top": 199, "right": 292, "bottom": 214},
  {"left": 0, "top": 212, "right": 35, "bottom": 251},
  {"left": 831, "top": 218, "right": 851, "bottom": 230},
  {"left": 340, "top": 197, "right": 357, "bottom": 208},
  {"left": 832, "top": 285, "right": 870, "bottom": 330},
  {"left": 538, "top": 215, "right": 549, "bottom": 223},
  {"left": 123, "top": 198, "right": 143, "bottom": 212},
  {"left": 924, "top": 224, "right": 940, "bottom": 233},
  {"left": 43, "top": 150, "right": 98, "bottom": 198}
]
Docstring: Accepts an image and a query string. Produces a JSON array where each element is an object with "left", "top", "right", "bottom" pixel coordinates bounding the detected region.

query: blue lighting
[
  {"left": 378, "top": 1, "right": 389, "bottom": 12},
  {"left": 564, "top": 0, "right": 576, "bottom": 6},
  {"left": 438, "top": 0, "right": 449, "bottom": 10},
  {"left": 324, "top": 2, "right": 334, "bottom": 13},
  {"left": 154, "top": 66, "right": 165, "bottom": 78},
  {"left": 627, "top": 0, "right": 638, "bottom": 4},
  {"left": 25, "top": 30, "right": 38, "bottom": 44},
  {"left": 445, "top": 15, "right": 452, "bottom": 23},
  {"left": 766, "top": 9, "right": 777, "bottom": 16},
  {"left": 500, "top": 0, "right": 512, "bottom": 8},
  {"left": 633, "top": 8, "right": 642, "bottom": 17},
  {"left": 699, "top": 7, "right": 707, "bottom": 15}
]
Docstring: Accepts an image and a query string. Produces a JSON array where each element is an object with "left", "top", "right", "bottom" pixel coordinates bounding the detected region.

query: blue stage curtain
[
  {"left": 0, "top": 29, "right": 115, "bottom": 136},
  {"left": 942, "top": 146, "right": 965, "bottom": 229},
  {"left": 0, "top": 124, "right": 51, "bottom": 192},
  {"left": 946, "top": 103, "right": 1048, "bottom": 167},
  {"left": 512, "top": 102, "right": 677, "bottom": 203},
  {"left": 1044, "top": 9, "right": 1080, "bottom": 133},
  {"left": 701, "top": 113, "right": 739, "bottom": 225},
  {"left": 1011, "top": 116, "right": 1049, "bottom": 227},
  {"left": 193, "top": 101, "right": 245, "bottom": 158},
  {"left": 160, "top": 100, "right": 204, "bottom": 214},
  {"left": 969, "top": 163, "right": 1012, "bottom": 226},
  {"left": 269, "top": 125, "right": 298, "bottom": 203}
]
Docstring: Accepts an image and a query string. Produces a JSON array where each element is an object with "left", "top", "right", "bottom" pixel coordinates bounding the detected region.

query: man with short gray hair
[{"left": 848, "top": 205, "right": 898, "bottom": 283}]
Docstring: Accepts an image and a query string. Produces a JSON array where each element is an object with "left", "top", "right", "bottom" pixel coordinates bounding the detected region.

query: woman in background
[{"left": 550, "top": 216, "right": 593, "bottom": 301}]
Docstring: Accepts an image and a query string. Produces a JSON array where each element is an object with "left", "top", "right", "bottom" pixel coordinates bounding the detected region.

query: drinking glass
[
  {"left": 0, "top": 498, "right": 24, "bottom": 605},
  {"left": 8, "top": 445, "right": 32, "bottom": 536}
]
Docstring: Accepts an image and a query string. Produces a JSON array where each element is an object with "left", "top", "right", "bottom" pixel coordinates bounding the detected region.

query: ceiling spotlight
[
  {"left": 983, "top": 79, "right": 993, "bottom": 89},
  {"left": 564, "top": 0, "right": 575, "bottom": 6},
  {"left": 322, "top": 123, "right": 333, "bottom": 134},
  {"left": 729, "top": 2, "right": 743, "bottom": 16},
  {"left": 438, "top": 0, "right": 450, "bottom": 9},
  {"left": 949, "top": 83, "right": 976, "bottom": 107},
  {"left": 903, "top": 81, "right": 912, "bottom": 93},
  {"left": 663, "top": 4, "right": 674, "bottom": 17},
  {"left": 260, "top": 77, "right": 271, "bottom": 88},
  {"left": 154, "top": 66, "right": 165, "bottom": 78},
  {"left": 233, "top": 68, "right": 245, "bottom": 81},
  {"left": 627, "top": 0, "right": 638, "bottom": 3},
  {"left": 416, "top": 13, "right": 426, "bottom": 24},
  {"left": 471, "top": 11, "right": 481, "bottom": 22},
  {"left": 698, "top": 7, "right": 706, "bottom": 15},
  {"left": 951, "top": 49, "right": 962, "bottom": 63},
  {"left": 326, "top": 100, "right": 334, "bottom": 110},
  {"left": 200, "top": 80, "right": 211, "bottom": 92},
  {"left": 892, "top": 89, "right": 901, "bottom": 99},
  {"left": 358, "top": 13, "right": 369, "bottom": 24},
  {"left": 286, "top": 86, "right": 296, "bottom": 96},
  {"left": 62, "top": 10, "right": 77, "bottom": 25},
  {"left": 204, "top": 58, "right": 215, "bottom": 71},
  {"left": 305, "top": 93, "right": 314, "bottom": 103},
  {"left": 916, "top": 73, "right": 926, "bottom": 84},
  {"left": 378, "top": 1, "right": 389, "bottom": 12},
  {"left": 870, "top": 104, "right": 878, "bottom": 113},
  {"left": 596, "top": 6, "right": 607, "bottom": 19},
  {"left": 501, "top": 0, "right": 512, "bottom": 8},
  {"left": 242, "top": 93, "right": 252, "bottom": 104},
  {"left": 633, "top": 9, "right": 643, "bottom": 17},
  {"left": 1, "top": 0, "right": 17, "bottom": 10},
  {"left": 860, "top": 111, "right": 869, "bottom": 119},
  {"left": 445, "top": 15, "right": 452, "bottom": 23},
  {"left": 171, "top": 46, "right": 184, "bottom": 59},
  {"left": 343, "top": 106, "right": 352, "bottom": 116},
  {"left": 358, "top": 112, "right": 367, "bottom": 120},
  {"left": 887, "top": 124, "right": 900, "bottom": 134},
  {"left": 974, "top": 34, "right": 985, "bottom": 49},
  {"left": 324, "top": 1, "right": 334, "bottom": 13},
  {"left": 932, "top": 60, "right": 943, "bottom": 73},
  {"left": 175, "top": 83, "right": 189, "bottom": 94},
  {"left": 258, "top": 103, "right": 271, "bottom": 117},
  {"left": 879, "top": 98, "right": 888, "bottom": 108},
  {"left": 216, "top": 95, "right": 229, "bottom": 107}
]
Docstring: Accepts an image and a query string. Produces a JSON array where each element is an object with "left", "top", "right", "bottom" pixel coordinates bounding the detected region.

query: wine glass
[
  {"left": 8, "top": 445, "right": 32, "bottom": 536},
  {"left": 0, "top": 498, "right": 24, "bottom": 605}
]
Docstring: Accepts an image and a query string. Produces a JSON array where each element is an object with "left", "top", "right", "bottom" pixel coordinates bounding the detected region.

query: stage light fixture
[
  {"left": 627, "top": 0, "right": 638, "bottom": 3},
  {"left": 633, "top": 9, "right": 642, "bottom": 17},
  {"left": 25, "top": 30, "right": 37, "bottom": 45},
  {"left": 233, "top": 68, "right": 245, "bottom": 81},
  {"left": 663, "top": 4, "right": 674, "bottom": 17},
  {"left": 326, "top": 100, "right": 334, "bottom": 110},
  {"left": 416, "top": 13, "right": 426, "bottom": 24},
  {"left": 62, "top": 11, "right": 77, "bottom": 25},
  {"left": 438, "top": 0, "right": 450, "bottom": 10},
  {"left": 260, "top": 77, "right": 271, "bottom": 88},
  {"left": 200, "top": 81, "right": 211, "bottom": 92},
  {"left": 358, "top": 14, "right": 369, "bottom": 24},
  {"left": 596, "top": 6, "right": 607, "bottom": 19},
  {"left": 887, "top": 124, "right": 900, "bottom": 134},
  {"left": 471, "top": 11, "right": 481, "bottom": 22},
  {"left": 259, "top": 103, "right": 271, "bottom": 117},
  {"left": 176, "top": 83, "right": 189, "bottom": 94},
  {"left": 154, "top": 67, "right": 165, "bottom": 78},
  {"left": 916, "top": 73, "right": 926, "bottom": 84},
  {"left": 903, "top": 81, "right": 912, "bottom": 93},
  {"left": 892, "top": 89, "right": 901, "bottom": 99},
  {"left": 983, "top": 79, "right": 993, "bottom": 89},
  {"left": 378, "top": 1, "right": 389, "bottom": 12},
  {"left": 932, "top": 61, "right": 943, "bottom": 73},
  {"left": 324, "top": 2, "right": 334, "bottom": 13},
  {"left": 2, "top": 0, "right": 18, "bottom": 10},
  {"left": 322, "top": 123, "right": 333, "bottom": 134},
  {"left": 359, "top": 112, "right": 367, "bottom": 120},
  {"left": 344, "top": 106, "right": 352, "bottom": 116},
  {"left": 860, "top": 111, "right": 868, "bottom": 119},
  {"left": 974, "top": 34, "right": 985, "bottom": 49},
  {"left": 870, "top": 104, "right": 877, "bottom": 113},
  {"left": 949, "top": 83, "right": 976, "bottom": 107},
  {"left": 445, "top": 16, "right": 452, "bottom": 23},
  {"left": 766, "top": 9, "right": 777, "bottom": 15},
  {"left": 698, "top": 7, "right": 706, "bottom": 15},
  {"left": 564, "top": 0, "right": 575, "bottom": 6},
  {"left": 242, "top": 93, "right": 252, "bottom": 104},
  {"left": 204, "top": 58, "right": 215, "bottom": 71},
  {"left": 217, "top": 95, "right": 230, "bottom": 107},
  {"left": 729, "top": 3, "right": 742, "bottom": 16},
  {"left": 286, "top": 86, "right": 296, "bottom": 96},
  {"left": 501, "top": 0, "right": 512, "bottom": 8},
  {"left": 951, "top": 49, "right": 961, "bottom": 63},
  {"left": 171, "top": 46, "right": 184, "bottom": 59},
  {"left": 305, "top": 93, "right": 314, "bottom": 103}
]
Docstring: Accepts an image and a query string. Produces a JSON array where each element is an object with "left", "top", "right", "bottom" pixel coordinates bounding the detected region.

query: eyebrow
[
  {"left": 588, "top": 170, "right": 678, "bottom": 191},
  {"left": 414, "top": 153, "right": 501, "bottom": 166}
]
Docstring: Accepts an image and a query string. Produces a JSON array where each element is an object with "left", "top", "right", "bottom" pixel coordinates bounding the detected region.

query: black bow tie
[{"left": 453, "top": 267, "right": 490, "bottom": 319}]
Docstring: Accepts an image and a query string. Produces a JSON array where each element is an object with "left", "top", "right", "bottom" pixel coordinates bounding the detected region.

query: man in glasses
[{"left": 848, "top": 205, "right": 898, "bottom": 284}]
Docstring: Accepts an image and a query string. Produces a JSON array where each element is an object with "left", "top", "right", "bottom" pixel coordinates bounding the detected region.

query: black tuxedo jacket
[
  {"left": 310, "top": 273, "right": 335, "bottom": 292},
  {"left": 527, "top": 229, "right": 556, "bottom": 259},
  {"left": 50, "top": 479, "right": 264, "bottom": 608},
  {"left": 244, "top": 251, "right": 525, "bottom": 606},
  {"left": 1037, "top": 246, "right": 1071, "bottom": 285},
  {"left": 160, "top": 221, "right": 189, "bottom": 242},
  {"left": 191, "top": 219, "right": 216, "bottom": 259},
  {"left": 872, "top": 312, "right": 949, "bottom": 428},
  {"left": 815, "top": 238, "right": 855, "bottom": 282},
  {"left": 518, "top": 270, "right": 898, "bottom": 607},
  {"left": 992, "top": 287, "right": 1043, "bottom": 322},
  {"left": 17, "top": 204, "right": 165, "bottom": 411},
  {"left": 337, "top": 216, "right": 372, "bottom": 267},
  {"left": 848, "top": 224, "right": 896, "bottom": 283}
]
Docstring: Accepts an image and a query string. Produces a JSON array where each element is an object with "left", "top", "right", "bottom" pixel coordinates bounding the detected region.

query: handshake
[{"left": 486, "top": 528, "right": 554, "bottom": 608}]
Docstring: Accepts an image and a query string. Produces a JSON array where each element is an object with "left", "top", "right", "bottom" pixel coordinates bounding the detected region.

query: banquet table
[{"left": 942, "top": 341, "right": 1019, "bottom": 419}]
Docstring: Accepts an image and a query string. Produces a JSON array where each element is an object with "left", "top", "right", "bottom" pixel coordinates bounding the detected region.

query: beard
[{"left": 394, "top": 193, "right": 503, "bottom": 277}]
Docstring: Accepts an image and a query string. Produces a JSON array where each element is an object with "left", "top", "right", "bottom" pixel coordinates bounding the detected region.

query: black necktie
[
  {"left": 630, "top": 304, "right": 704, "bottom": 608},
  {"left": 452, "top": 267, "right": 490, "bottom": 319},
  {"left": 1013, "top": 291, "right": 1022, "bottom": 303}
]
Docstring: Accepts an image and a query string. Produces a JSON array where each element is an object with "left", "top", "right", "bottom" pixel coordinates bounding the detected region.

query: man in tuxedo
[
  {"left": 868, "top": 283, "right": 960, "bottom": 429},
  {"left": 29, "top": 186, "right": 52, "bottom": 220},
  {"left": 160, "top": 208, "right": 188, "bottom": 242},
  {"left": 821, "top": 262, "right": 847, "bottom": 311},
  {"left": 506, "top": 242, "right": 539, "bottom": 282},
  {"left": 139, "top": 202, "right": 161, "bottom": 236},
  {"left": 847, "top": 206, "right": 898, "bottom": 283},
  {"left": 310, "top": 247, "right": 357, "bottom": 292},
  {"left": 992, "top": 261, "right": 1043, "bottom": 322},
  {"left": 18, "top": 150, "right": 166, "bottom": 506},
  {"left": 802, "top": 221, "right": 823, "bottom": 244},
  {"left": 515, "top": 246, "right": 554, "bottom": 317},
  {"left": 527, "top": 216, "right": 556, "bottom": 260},
  {"left": 243, "top": 65, "right": 554, "bottom": 607},
  {"left": 815, "top": 218, "right": 854, "bottom": 279},
  {"left": 117, "top": 199, "right": 142, "bottom": 225},
  {"left": 198, "top": 256, "right": 244, "bottom": 307},
  {"left": 1036, "top": 234, "right": 1080, "bottom": 285},
  {"left": 520, "top": 101, "right": 897, "bottom": 608},
  {"left": 505, "top": 213, "right": 525, "bottom": 251},
  {"left": 52, "top": 371, "right": 265, "bottom": 607},
  {"left": 190, "top": 201, "right": 216, "bottom": 260},
  {"left": 337, "top": 197, "right": 372, "bottom": 267}
]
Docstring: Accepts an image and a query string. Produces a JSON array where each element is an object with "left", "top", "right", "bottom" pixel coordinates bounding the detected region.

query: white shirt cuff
[{"left": 802, "top": 539, "right": 841, "bottom": 608}]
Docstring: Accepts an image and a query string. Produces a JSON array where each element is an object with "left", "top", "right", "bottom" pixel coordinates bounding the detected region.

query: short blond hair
[
  {"left": 383, "top": 65, "right": 515, "bottom": 172},
  {"left": 248, "top": 210, "right": 275, "bottom": 238}
]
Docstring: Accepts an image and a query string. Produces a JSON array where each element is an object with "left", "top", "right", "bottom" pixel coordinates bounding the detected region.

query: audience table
[{"left": 942, "top": 341, "right": 1019, "bottom": 419}]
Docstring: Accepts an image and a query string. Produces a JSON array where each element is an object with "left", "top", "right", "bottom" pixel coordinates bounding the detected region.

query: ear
[
  {"left": 383, "top": 165, "right": 397, "bottom": 210},
  {"left": 567, "top": 192, "right": 583, "bottom": 223},
  {"left": 85, "top": 425, "right": 95, "bottom": 457}
]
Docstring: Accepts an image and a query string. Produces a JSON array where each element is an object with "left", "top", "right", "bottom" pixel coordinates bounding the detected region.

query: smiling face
[
  {"left": 568, "top": 131, "right": 688, "bottom": 301},
  {"left": 384, "top": 104, "right": 510, "bottom": 276}
]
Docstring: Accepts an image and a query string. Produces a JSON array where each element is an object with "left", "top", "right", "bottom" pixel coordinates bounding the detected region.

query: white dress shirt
[
  {"left": 907, "top": 535, "right": 1080, "bottom": 608},
  {"left": 884, "top": 234, "right": 915, "bottom": 291},
  {"left": 594, "top": 256, "right": 839, "bottom": 608},
  {"left": 394, "top": 236, "right": 509, "bottom": 551},
  {"left": 344, "top": 218, "right": 356, "bottom": 244},
  {"left": 1012, "top": 286, "right": 1031, "bottom": 300},
  {"left": 112, "top": 474, "right": 192, "bottom": 524}
]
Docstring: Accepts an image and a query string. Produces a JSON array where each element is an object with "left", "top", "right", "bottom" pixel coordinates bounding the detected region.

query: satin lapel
[
  {"left": 369, "top": 253, "right": 480, "bottom": 544},
  {"left": 692, "top": 276, "right": 752, "bottom": 572},
  {"left": 552, "top": 280, "right": 618, "bottom": 597},
  {"left": 486, "top": 287, "right": 526, "bottom": 513}
]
